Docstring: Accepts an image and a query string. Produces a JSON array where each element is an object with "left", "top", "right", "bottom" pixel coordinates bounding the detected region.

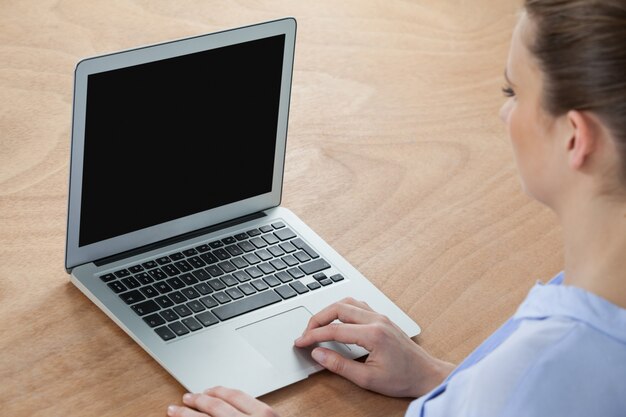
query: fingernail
[
  {"left": 167, "top": 405, "right": 178, "bottom": 416},
  {"left": 182, "top": 392, "right": 192, "bottom": 402},
  {"left": 294, "top": 336, "right": 303, "bottom": 345},
  {"left": 311, "top": 348, "right": 326, "bottom": 364}
]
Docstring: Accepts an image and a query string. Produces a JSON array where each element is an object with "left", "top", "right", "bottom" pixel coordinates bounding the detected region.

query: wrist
[{"left": 409, "top": 358, "right": 455, "bottom": 398}]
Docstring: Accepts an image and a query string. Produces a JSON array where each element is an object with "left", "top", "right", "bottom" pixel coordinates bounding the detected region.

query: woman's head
[{"left": 500, "top": 0, "right": 626, "bottom": 209}]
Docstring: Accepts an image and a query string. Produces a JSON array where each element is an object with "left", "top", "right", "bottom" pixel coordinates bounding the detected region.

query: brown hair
[{"left": 524, "top": 0, "right": 626, "bottom": 184}]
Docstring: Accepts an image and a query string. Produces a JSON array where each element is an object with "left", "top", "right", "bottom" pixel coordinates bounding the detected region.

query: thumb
[{"left": 311, "top": 347, "right": 369, "bottom": 386}]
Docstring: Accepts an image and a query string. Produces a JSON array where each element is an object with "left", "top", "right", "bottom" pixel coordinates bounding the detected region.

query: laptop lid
[{"left": 66, "top": 17, "right": 297, "bottom": 271}]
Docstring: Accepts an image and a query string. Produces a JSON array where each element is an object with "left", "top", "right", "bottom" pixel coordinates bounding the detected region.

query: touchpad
[{"left": 236, "top": 307, "right": 352, "bottom": 373}]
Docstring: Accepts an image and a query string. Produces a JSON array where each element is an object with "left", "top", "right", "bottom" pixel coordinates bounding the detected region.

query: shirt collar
[{"left": 513, "top": 271, "right": 626, "bottom": 344}]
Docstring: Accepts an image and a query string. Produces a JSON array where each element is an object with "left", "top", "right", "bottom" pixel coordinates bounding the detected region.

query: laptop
[{"left": 65, "top": 16, "right": 421, "bottom": 398}]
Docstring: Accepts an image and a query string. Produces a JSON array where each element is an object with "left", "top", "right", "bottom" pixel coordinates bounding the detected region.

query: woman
[{"left": 167, "top": 0, "right": 626, "bottom": 415}]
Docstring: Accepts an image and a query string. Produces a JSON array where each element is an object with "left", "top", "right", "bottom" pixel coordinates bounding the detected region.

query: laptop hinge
[{"left": 93, "top": 211, "right": 266, "bottom": 267}]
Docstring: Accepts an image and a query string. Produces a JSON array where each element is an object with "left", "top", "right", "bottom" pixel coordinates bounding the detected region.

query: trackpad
[{"left": 236, "top": 307, "right": 351, "bottom": 373}]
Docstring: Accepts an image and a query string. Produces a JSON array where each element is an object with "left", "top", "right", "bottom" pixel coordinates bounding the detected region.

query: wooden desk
[{"left": 1, "top": 1, "right": 563, "bottom": 416}]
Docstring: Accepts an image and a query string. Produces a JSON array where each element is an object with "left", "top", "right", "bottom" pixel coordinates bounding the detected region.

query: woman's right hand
[{"left": 294, "top": 297, "right": 455, "bottom": 398}]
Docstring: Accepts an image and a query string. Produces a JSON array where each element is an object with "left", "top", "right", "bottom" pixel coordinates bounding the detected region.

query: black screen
[{"left": 79, "top": 34, "right": 285, "bottom": 247}]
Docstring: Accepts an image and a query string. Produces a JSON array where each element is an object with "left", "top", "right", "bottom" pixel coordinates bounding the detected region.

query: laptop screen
[{"left": 78, "top": 34, "right": 286, "bottom": 247}]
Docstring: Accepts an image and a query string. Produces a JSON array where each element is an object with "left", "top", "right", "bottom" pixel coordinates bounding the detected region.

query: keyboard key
[
  {"left": 225, "top": 287, "right": 244, "bottom": 300},
  {"left": 162, "top": 264, "right": 181, "bottom": 277},
  {"left": 262, "top": 275, "right": 281, "bottom": 287},
  {"left": 268, "top": 246, "right": 285, "bottom": 257},
  {"left": 275, "top": 271, "right": 293, "bottom": 283},
  {"left": 213, "top": 291, "right": 231, "bottom": 304},
  {"left": 238, "top": 241, "right": 255, "bottom": 252},
  {"left": 100, "top": 273, "right": 115, "bottom": 282},
  {"left": 113, "top": 269, "right": 130, "bottom": 278},
  {"left": 160, "top": 309, "right": 179, "bottom": 322},
  {"left": 148, "top": 268, "right": 168, "bottom": 280},
  {"left": 166, "top": 277, "right": 185, "bottom": 289},
  {"left": 287, "top": 267, "right": 305, "bottom": 279},
  {"left": 221, "top": 274, "right": 239, "bottom": 287},
  {"left": 182, "top": 317, "right": 202, "bottom": 331},
  {"left": 274, "top": 228, "right": 296, "bottom": 241},
  {"left": 238, "top": 283, "right": 256, "bottom": 296},
  {"left": 275, "top": 285, "right": 297, "bottom": 300},
  {"left": 234, "top": 233, "right": 249, "bottom": 241},
  {"left": 300, "top": 259, "right": 331, "bottom": 275},
  {"left": 180, "top": 273, "right": 198, "bottom": 286},
  {"left": 279, "top": 242, "right": 297, "bottom": 253},
  {"left": 269, "top": 259, "right": 288, "bottom": 270},
  {"left": 140, "top": 285, "right": 159, "bottom": 298},
  {"left": 134, "top": 272, "right": 154, "bottom": 285},
  {"left": 230, "top": 257, "right": 248, "bottom": 269},
  {"left": 290, "top": 281, "right": 309, "bottom": 294},
  {"left": 233, "top": 271, "right": 250, "bottom": 282},
  {"left": 192, "top": 269, "right": 211, "bottom": 281},
  {"left": 186, "top": 300, "right": 205, "bottom": 313},
  {"left": 200, "top": 252, "right": 219, "bottom": 265},
  {"left": 249, "top": 237, "right": 267, "bottom": 248},
  {"left": 243, "top": 253, "right": 261, "bottom": 265},
  {"left": 255, "top": 249, "right": 273, "bottom": 261},
  {"left": 154, "top": 282, "right": 173, "bottom": 294},
  {"left": 182, "top": 248, "right": 198, "bottom": 257},
  {"left": 212, "top": 290, "right": 282, "bottom": 321},
  {"left": 169, "top": 252, "right": 185, "bottom": 261},
  {"left": 319, "top": 278, "right": 333, "bottom": 286},
  {"left": 246, "top": 228, "right": 261, "bottom": 237},
  {"left": 222, "top": 236, "right": 237, "bottom": 245},
  {"left": 155, "top": 326, "right": 176, "bottom": 341},
  {"left": 281, "top": 254, "right": 299, "bottom": 267},
  {"left": 200, "top": 295, "right": 219, "bottom": 309},
  {"left": 168, "top": 321, "right": 190, "bottom": 336},
  {"left": 294, "top": 251, "right": 311, "bottom": 263},
  {"left": 195, "top": 311, "right": 219, "bottom": 327},
  {"left": 271, "top": 221, "right": 285, "bottom": 229},
  {"left": 313, "top": 272, "right": 328, "bottom": 282},
  {"left": 209, "top": 240, "right": 224, "bottom": 248},
  {"left": 194, "top": 282, "right": 212, "bottom": 295},
  {"left": 257, "top": 263, "right": 276, "bottom": 275},
  {"left": 119, "top": 290, "right": 146, "bottom": 304},
  {"left": 174, "top": 260, "right": 193, "bottom": 273},
  {"left": 168, "top": 291, "right": 187, "bottom": 304},
  {"left": 155, "top": 295, "right": 174, "bottom": 308},
  {"left": 173, "top": 304, "right": 192, "bottom": 317},
  {"left": 225, "top": 244, "right": 243, "bottom": 256},
  {"left": 218, "top": 260, "right": 236, "bottom": 273},
  {"left": 291, "top": 238, "right": 320, "bottom": 259},
  {"left": 208, "top": 278, "right": 226, "bottom": 291},
  {"left": 107, "top": 281, "right": 127, "bottom": 293},
  {"left": 195, "top": 244, "right": 210, "bottom": 253},
  {"left": 330, "top": 274, "right": 345, "bottom": 282},
  {"left": 213, "top": 248, "right": 230, "bottom": 260},
  {"left": 206, "top": 265, "right": 224, "bottom": 277},
  {"left": 262, "top": 234, "right": 279, "bottom": 245},
  {"left": 259, "top": 225, "right": 273, "bottom": 233},
  {"left": 181, "top": 287, "right": 200, "bottom": 299},
  {"left": 131, "top": 300, "right": 160, "bottom": 316},
  {"left": 121, "top": 276, "right": 141, "bottom": 289},
  {"left": 156, "top": 256, "right": 171, "bottom": 265},
  {"left": 143, "top": 313, "right": 165, "bottom": 327},
  {"left": 251, "top": 279, "right": 268, "bottom": 291},
  {"left": 307, "top": 282, "right": 321, "bottom": 291},
  {"left": 245, "top": 266, "right": 263, "bottom": 279},
  {"left": 141, "top": 260, "right": 158, "bottom": 269},
  {"left": 187, "top": 256, "right": 206, "bottom": 269}
]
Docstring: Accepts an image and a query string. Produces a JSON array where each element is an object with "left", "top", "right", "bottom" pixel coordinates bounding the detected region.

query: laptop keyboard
[{"left": 99, "top": 221, "right": 345, "bottom": 341}]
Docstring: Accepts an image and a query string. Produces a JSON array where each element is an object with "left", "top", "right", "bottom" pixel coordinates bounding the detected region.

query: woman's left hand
[{"left": 167, "top": 386, "right": 279, "bottom": 417}]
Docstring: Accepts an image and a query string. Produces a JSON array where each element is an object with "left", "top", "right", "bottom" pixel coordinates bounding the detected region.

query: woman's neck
[{"left": 559, "top": 194, "right": 626, "bottom": 309}]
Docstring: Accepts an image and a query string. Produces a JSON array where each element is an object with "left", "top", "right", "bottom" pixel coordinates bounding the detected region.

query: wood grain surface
[{"left": 0, "top": 1, "right": 564, "bottom": 416}]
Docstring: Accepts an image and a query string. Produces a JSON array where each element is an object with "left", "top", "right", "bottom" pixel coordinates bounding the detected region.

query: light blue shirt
[{"left": 405, "top": 271, "right": 626, "bottom": 417}]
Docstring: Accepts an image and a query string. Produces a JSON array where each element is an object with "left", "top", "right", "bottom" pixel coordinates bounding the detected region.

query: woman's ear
[{"left": 566, "top": 110, "right": 597, "bottom": 170}]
